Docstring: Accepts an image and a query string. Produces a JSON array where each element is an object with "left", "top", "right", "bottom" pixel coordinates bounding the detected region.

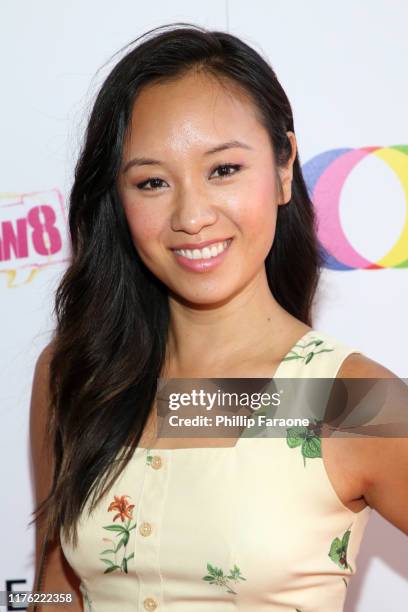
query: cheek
[
  {"left": 233, "top": 180, "right": 278, "bottom": 248},
  {"left": 123, "top": 204, "right": 164, "bottom": 256}
]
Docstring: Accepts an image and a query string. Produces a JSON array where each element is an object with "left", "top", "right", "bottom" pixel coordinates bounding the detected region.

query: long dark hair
[{"left": 32, "top": 22, "right": 323, "bottom": 547}]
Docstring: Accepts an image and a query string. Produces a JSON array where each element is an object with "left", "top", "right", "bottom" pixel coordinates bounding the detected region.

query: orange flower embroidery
[
  {"left": 107, "top": 495, "right": 135, "bottom": 522},
  {"left": 101, "top": 494, "right": 137, "bottom": 574}
]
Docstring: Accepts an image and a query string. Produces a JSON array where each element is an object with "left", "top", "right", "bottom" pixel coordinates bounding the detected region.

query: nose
[{"left": 170, "top": 186, "right": 218, "bottom": 234}]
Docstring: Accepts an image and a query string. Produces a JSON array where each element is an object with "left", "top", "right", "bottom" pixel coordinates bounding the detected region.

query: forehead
[{"left": 124, "top": 70, "right": 267, "bottom": 155}]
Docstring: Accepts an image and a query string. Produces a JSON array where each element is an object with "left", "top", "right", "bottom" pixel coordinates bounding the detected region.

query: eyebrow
[{"left": 121, "top": 140, "right": 253, "bottom": 174}]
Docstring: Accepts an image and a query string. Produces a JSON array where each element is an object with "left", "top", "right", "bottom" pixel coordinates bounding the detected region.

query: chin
[{"left": 170, "top": 287, "right": 236, "bottom": 308}]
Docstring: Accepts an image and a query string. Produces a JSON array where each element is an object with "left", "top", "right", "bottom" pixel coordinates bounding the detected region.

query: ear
[{"left": 277, "top": 131, "right": 297, "bottom": 205}]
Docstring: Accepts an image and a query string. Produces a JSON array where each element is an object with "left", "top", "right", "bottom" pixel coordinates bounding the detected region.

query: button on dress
[{"left": 60, "top": 329, "right": 372, "bottom": 611}]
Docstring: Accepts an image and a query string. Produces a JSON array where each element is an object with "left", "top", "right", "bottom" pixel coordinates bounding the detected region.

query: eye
[
  {"left": 135, "top": 163, "right": 242, "bottom": 191},
  {"left": 211, "top": 163, "right": 242, "bottom": 179},
  {"left": 135, "top": 177, "right": 168, "bottom": 191}
]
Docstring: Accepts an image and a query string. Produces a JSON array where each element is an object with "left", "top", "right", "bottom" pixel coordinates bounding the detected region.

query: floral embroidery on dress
[
  {"left": 286, "top": 419, "right": 323, "bottom": 466},
  {"left": 202, "top": 562, "right": 246, "bottom": 594},
  {"left": 328, "top": 526, "right": 353, "bottom": 574},
  {"left": 99, "top": 494, "right": 137, "bottom": 574},
  {"left": 80, "top": 583, "right": 93, "bottom": 611},
  {"left": 146, "top": 448, "right": 153, "bottom": 466},
  {"left": 83, "top": 589, "right": 92, "bottom": 611},
  {"left": 282, "top": 337, "right": 334, "bottom": 364}
]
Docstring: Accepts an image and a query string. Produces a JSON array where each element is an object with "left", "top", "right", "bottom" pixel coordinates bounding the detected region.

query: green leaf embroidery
[
  {"left": 286, "top": 419, "right": 323, "bottom": 465},
  {"left": 102, "top": 524, "right": 128, "bottom": 533},
  {"left": 99, "top": 548, "right": 116, "bottom": 555},
  {"left": 81, "top": 587, "right": 93, "bottom": 612},
  {"left": 286, "top": 427, "right": 305, "bottom": 448},
  {"left": 302, "top": 435, "right": 321, "bottom": 458},
  {"left": 100, "top": 558, "right": 115, "bottom": 566},
  {"left": 282, "top": 337, "right": 334, "bottom": 365},
  {"left": 104, "top": 564, "right": 121, "bottom": 574},
  {"left": 202, "top": 562, "right": 246, "bottom": 595},
  {"left": 328, "top": 527, "right": 353, "bottom": 573}
]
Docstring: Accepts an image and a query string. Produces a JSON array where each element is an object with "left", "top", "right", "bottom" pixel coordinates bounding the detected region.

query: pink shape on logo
[{"left": 314, "top": 147, "right": 383, "bottom": 269}]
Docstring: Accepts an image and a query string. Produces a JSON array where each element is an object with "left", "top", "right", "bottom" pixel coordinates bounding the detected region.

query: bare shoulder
[
  {"left": 330, "top": 350, "right": 408, "bottom": 533},
  {"left": 34, "top": 340, "right": 56, "bottom": 376},
  {"left": 30, "top": 341, "right": 55, "bottom": 432},
  {"left": 30, "top": 341, "right": 56, "bottom": 448},
  {"left": 337, "top": 351, "right": 398, "bottom": 379}
]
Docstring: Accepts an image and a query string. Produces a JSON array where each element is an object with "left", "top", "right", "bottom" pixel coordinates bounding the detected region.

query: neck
[{"left": 163, "top": 267, "right": 301, "bottom": 376}]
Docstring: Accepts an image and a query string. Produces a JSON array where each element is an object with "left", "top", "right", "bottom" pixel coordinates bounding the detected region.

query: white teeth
[{"left": 175, "top": 240, "right": 230, "bottom": 260}]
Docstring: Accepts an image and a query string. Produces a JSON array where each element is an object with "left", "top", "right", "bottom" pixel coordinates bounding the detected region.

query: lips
[{"left": 171, "top": 237, "right": 233, "bottom": 273}]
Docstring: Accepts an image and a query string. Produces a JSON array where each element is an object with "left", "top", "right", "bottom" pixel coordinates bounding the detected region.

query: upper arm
[
  {"left": 29, "top": 343, "right": 83, "bottom": 610},
  {"left": 336, "top": 352, "right": 408, "bottom": 536}
]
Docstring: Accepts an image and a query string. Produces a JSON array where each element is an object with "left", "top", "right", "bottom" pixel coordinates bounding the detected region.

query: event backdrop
[{"left": 1, "top": 1, "right": 407, "bottom": 610}]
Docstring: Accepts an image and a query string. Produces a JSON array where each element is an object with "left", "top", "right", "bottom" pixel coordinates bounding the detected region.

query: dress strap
[{"left": 278, "top": 329, "right": 362, "bottom": 379}]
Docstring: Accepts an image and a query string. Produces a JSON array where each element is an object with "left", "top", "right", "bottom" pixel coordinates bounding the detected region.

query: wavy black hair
[{"left": 31, "top": 22, "right": 323, "bottom": 547}]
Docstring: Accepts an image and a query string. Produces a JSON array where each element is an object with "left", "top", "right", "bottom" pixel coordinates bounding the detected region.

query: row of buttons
[{"left": 142, "top": 453, "right": 163, "bottom": 610}]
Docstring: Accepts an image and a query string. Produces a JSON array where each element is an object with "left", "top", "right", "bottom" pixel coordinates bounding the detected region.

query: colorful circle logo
[{"left": 302, "top": 145, "right": 408, "bottom": 270}]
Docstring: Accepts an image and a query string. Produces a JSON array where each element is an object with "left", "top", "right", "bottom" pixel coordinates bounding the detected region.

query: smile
[
  {"left": 171, "top": 238, "right": 233, "bottom": 273},
  {"left": 173, "top": 239, "right": 231, "bottom": 260}
]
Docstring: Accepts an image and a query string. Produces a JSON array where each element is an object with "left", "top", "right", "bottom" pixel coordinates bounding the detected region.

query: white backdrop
[{"left": 1, "top": 1, "right": 407, "bottom": 610}]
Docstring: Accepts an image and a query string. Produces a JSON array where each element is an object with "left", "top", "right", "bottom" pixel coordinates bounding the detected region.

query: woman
[{"left": 29, "top": 23, "right": 408, "bottom": 612}]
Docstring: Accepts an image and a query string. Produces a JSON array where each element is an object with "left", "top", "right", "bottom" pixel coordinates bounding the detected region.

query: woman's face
[{"left": 117, "top": 70, "right": 296, "bottom": 306}]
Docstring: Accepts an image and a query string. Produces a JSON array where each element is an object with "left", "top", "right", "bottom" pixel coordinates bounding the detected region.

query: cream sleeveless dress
[{"left": 60, "top": 328, "right": 372, "bottom": 611}]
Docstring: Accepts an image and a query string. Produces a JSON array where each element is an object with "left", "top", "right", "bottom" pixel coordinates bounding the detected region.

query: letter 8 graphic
[{"left": 302, "top": 145, "right": 408, "bottom": 270}]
